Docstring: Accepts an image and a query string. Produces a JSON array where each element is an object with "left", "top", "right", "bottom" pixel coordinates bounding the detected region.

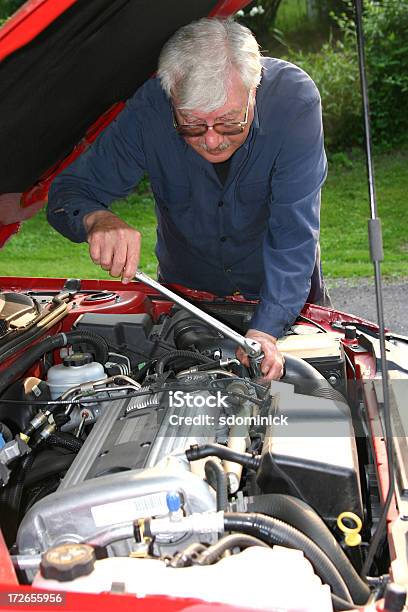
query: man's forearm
[
  {"left": 47, "top": 177, "right": 109, "bottom": 244},
  {"left": 47, "top": 94, "right": 146, "bottom": 244}
]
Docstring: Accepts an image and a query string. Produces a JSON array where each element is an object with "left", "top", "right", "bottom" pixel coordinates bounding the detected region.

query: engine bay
[{"left": 1, "top": 278, "right": 408, "bottom": 611}]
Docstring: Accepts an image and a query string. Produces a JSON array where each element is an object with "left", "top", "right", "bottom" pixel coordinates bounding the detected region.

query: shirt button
[
  {"left": 218, "top": 201, "right": 224, "bottom": 207},
  {"left": 224, "top": 268, "right": 232, "bottom": 273},
  {"left": 220, "top": 236, "right": 227, "bottom": 242}
]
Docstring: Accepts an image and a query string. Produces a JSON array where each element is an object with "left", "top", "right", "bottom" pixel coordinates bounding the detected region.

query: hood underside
[{"left": 0, "top": 0, "right": 248, "bottom": 194}]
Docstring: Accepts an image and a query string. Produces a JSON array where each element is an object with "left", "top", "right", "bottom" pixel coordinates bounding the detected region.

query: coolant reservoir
[
  {"left": 46, "top": 353, "right": 107, "bottom": 399},
  {"left": 33, "top": 545, "right": 332, "bottom": 611}
]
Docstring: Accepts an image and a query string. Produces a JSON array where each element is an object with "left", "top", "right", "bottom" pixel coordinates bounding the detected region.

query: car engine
[{"left": 0, "top": 285, "right": 386, "bottom": 611}]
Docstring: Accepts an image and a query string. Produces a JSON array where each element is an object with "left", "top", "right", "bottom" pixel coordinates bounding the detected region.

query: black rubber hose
[
  {"left": 0, "top": 330, "right": 109, "bottom": 396},
  {"left": 0, "top": 483, "right": 8, "bottom": 519},
  {"left": 282, "top": 353, "right": 326, "bottom": 382},
  {"left": 224, "top": 512, "right": 353, "bottom": 604},
  {"left": 134, "top": 360, "right": 156, "bottom": 383},
  {"left": 197, "top": 534, "right": 269, "bottom": 565},
  {"left": 204, "top": 459, "right": 228, "bottom": 511},
  {"left": 247, "top": 494, "right": 370, "bottom": 605},
  {"left": 63, "top": 331, "right": 109, "bottom": 365},
  {"left": 1, "top": 436, "right": 81, "bottom": 539},
  {"left": 24, "top": 477, "right": 60, "bottom": 513},
  {"left": 0, "top": 334, "right": 62, "bottom": 395},
  {"left": 0, "top": 452, "right": 36, "bottom": 545},
  {"left": 331, "top": 594, "right": 356, "bottom": 611},
  {"left": 156, "top": 350, "right": 214, "bottom": 374},
  {"left": 186, "top": 443, "right": 260, "bottom": 471},
  {"left": 25, "top": 452, "right": 75, "bottom": 486},
  {"left": 307, "top": 384, "right": 349, "bottom": 404},
  {"left": 7, "top": 453, "right": 36, "bottom": 516},
  {"left": 46, "top": 432, "right": 83, "bottom": 453},
  {"left": 282, "top": 354, "right": 347, "bottom": 403}
]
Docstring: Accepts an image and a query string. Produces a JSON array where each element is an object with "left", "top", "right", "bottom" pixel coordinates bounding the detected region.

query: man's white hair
[{"left": 157, "top": 18, "right": 262, "bottom": 112}]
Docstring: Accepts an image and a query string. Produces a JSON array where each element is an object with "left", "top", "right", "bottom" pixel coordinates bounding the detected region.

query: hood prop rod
[{"left": 354, "top": 0, "right": 395, "bottom": 577}]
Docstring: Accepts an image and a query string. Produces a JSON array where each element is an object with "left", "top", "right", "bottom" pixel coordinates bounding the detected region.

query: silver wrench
[{"left": 134, "top": 271, "right": 264, "bottom": 372}]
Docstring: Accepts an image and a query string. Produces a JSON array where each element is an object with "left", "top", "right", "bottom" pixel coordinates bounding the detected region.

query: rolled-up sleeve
[
  {"left": 250, "top": 96, "right": 327, "bottom": 337},
  {"left": 47, "top": 95, "right": 147, "bottom": 243}
]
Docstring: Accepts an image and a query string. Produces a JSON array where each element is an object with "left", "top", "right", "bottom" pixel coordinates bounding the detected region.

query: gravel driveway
[{"left": 326, "top": 278, "right": 408, "bottom": 336}]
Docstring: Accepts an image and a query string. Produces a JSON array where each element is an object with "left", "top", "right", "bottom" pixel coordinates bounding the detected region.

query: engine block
[{"left": 17, "top": 382, "right": 225, "bottom": 556}]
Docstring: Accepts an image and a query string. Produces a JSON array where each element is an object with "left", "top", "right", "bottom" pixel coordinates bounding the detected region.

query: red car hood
[{"left": 0, "top": 0, "right": 252, "bottom": 246}]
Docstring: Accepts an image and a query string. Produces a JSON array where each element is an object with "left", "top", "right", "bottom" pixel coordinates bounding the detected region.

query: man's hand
[
  {"left": 83, "top": 210, "right": 141, "bottom": 283},
  {"left": 236, "top": 329, "right": 284, "bottom": 381}
]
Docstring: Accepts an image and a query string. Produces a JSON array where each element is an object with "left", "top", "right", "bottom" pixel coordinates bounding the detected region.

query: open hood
[
  {"left": 0, "top": 0, "right": 251, "bottom": 242},
  {"left": 1, "top": 3, "right": 408, "bottom": 607}
]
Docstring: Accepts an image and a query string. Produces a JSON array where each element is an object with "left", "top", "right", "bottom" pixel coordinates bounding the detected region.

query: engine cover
[{"left": 17, "top": 380, "right": 225, "bottom": 556}]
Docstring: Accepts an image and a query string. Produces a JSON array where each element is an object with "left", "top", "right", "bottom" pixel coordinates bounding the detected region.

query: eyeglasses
[{"left": 172, "top": 93, "right": 252, "bottom": 137}]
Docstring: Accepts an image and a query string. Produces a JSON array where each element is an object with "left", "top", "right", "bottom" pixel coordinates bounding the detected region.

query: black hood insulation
[{"left": 0, "top": 0, "right": 218, "bottom": 193}]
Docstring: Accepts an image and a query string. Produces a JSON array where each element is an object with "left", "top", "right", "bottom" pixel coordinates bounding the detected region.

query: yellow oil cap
[{"left": 337, "top": 512, "right": 362, "bottom": 547}]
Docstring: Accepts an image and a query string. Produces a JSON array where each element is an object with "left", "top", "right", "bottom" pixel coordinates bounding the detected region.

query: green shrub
[
  {"left": 363, "top": 0, "right": 408, "bottom": 147},
  {"left": 237, "top": 1, "right": 287, "bottom": 49},
  {"left": 0, "top": 0, "right": 25, "bottom": 21},
  {"left": 284, "top": 0, "right": 408, "bottom": 150}
]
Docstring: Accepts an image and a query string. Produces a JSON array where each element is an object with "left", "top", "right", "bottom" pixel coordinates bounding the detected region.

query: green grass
[
  {"left": 1, "top": 150, "right": 407, "bottom": 280},
  {"left": 0, "top": 195, "right": 158, "bottom": 279},
  {"left": 321, "top": 149, "right": 408, "bottom": 277}
]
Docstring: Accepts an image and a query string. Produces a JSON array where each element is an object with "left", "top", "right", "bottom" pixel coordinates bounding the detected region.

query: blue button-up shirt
[{"left": 48, "top": 58, "right": 327, "bottom": 338}]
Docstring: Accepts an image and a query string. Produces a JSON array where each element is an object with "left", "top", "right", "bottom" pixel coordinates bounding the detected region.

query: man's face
[{"left": 173, "top": 73, "right": 255, "bottom": 164}]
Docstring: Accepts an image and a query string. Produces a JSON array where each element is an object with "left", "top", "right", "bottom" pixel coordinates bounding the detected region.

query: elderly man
[{"left": 47, "top": 18, "right": 328, "bottom": 381}]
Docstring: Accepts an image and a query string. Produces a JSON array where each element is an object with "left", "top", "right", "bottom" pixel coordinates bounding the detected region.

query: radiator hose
[
  {"left": 0, "top": 453, "right": 35, "bottom": 546},
  {"left": 246, "top": 494, "right": 370, "bottom": 605},
  {"left": 223, "top": 512, "right": 353, "bottom": 604},
  {"left": 204, "top": 459, "right": 228, "bottom": 511},
  {"left": 281, "top": 354, "right": 346, "bottom": 403},
  {"left": 186, "top": 443, "right": 260, "bottom": 471},
  {"left": 0, "top": 330, "right": 109, "bottom": 396}
]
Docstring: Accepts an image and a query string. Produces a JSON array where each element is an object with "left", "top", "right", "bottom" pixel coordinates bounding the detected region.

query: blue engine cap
[{"left": 166, "top": 491, "right": 181, "bottom": 513}]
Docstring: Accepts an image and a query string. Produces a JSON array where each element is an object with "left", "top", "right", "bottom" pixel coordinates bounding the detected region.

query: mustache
[{"left": 199, "top": 142, "right": 231, "bottom": 153}]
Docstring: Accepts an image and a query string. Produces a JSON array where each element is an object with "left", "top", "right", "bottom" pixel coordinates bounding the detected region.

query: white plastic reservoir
[
  {"left": 46, "top": 352, "right": 107, "bottom": 399},
  {"left": 33, "top": 546, "right": 333, "bottom": 612}
]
